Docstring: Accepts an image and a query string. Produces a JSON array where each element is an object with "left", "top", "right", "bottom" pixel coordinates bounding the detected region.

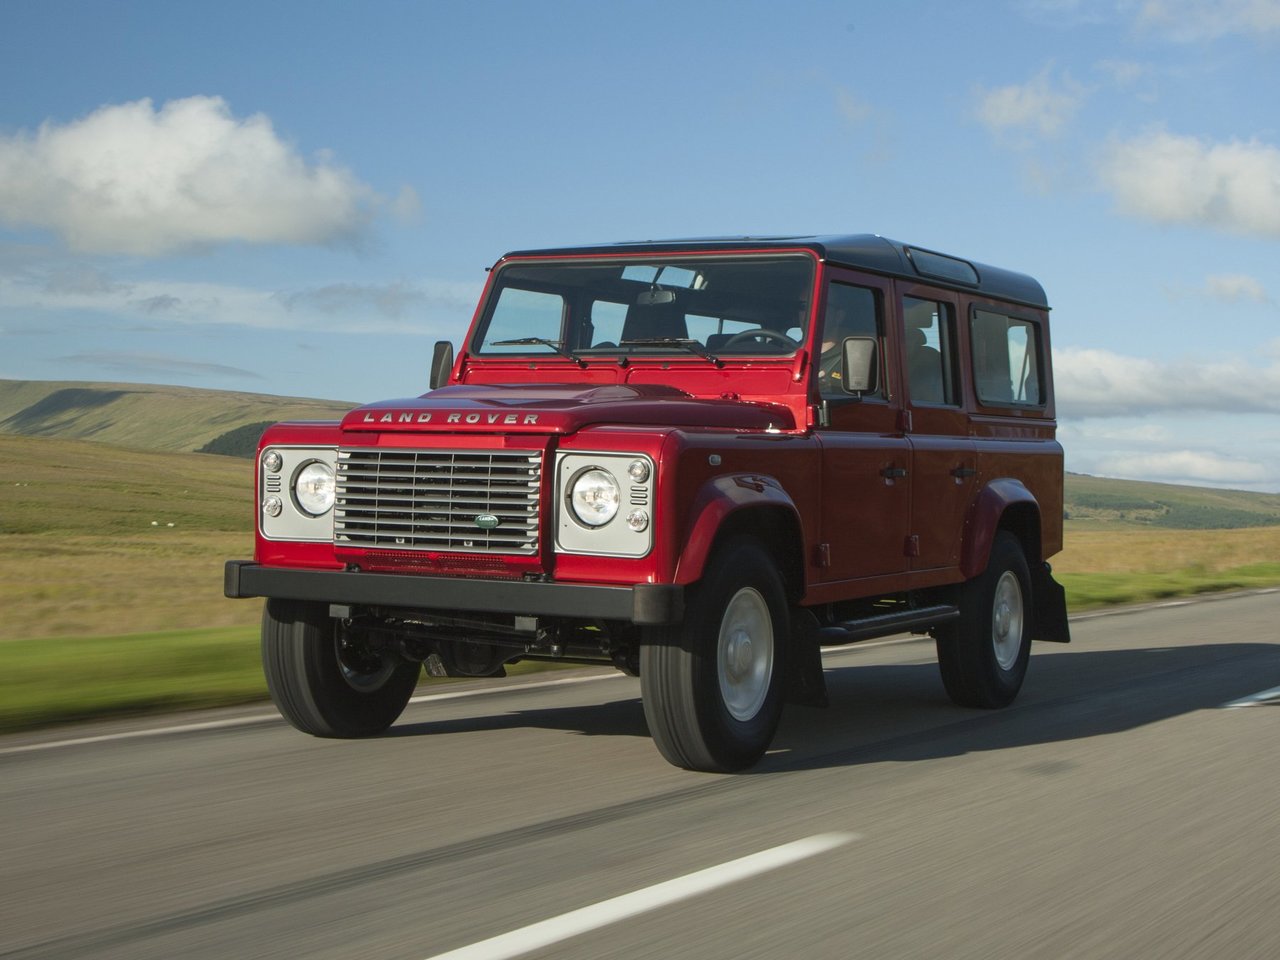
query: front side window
[
  {"left": 971, "top": 309, "right": 1043, "bottom": 405},
  {"left": 473, "top": 256, "right": 814, "bottom": 359},
  {"left": 818, "top": 282, "right": 883, "bottom": 399}
]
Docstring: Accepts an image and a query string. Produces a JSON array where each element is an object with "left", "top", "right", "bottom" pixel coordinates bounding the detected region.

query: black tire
[
  {"left": 640, "top": 538, "right": 788, "bottom": 772},
  {"left": 935, "top": 531, "right": 1033, "bottom": 708},
  {"left": 261, "top": 599, "right": 420, "bottom": 737}
]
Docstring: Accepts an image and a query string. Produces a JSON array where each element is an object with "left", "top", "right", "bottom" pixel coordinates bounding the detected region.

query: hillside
[
  {"left": 1064, "top": 472, "right": 1280, "bottom": 529},
  {"left": 0, "top": 379, "right": 356, "bottom": 456}
]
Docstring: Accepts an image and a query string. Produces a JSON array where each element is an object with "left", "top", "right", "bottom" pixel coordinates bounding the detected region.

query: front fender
[
  {"left": 674, "top": 474, "right": 801, "bottom": 585},
  {"left": 961, "top": 478, "right": 1040, "bottom": 579}
]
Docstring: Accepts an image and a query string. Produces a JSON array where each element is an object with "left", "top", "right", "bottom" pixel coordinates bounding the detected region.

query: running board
[{"left": 814, "top": 604, "right": 960, "bottom": 645}]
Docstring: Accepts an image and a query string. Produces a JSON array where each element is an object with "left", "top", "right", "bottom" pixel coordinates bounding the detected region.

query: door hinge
[
  {"left": 814, "top": 543, "right": 831, "bottom": 568},
  {"left": 904, "top": 535, "right": 920, "bottom": 557}
]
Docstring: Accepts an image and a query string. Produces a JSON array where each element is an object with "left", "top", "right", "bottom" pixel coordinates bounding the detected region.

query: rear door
[{"left": 897, "top": 283, "right": 975, "bottom": 578}]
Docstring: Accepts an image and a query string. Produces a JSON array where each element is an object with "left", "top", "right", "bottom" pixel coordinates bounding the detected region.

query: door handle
[
  {"left": 880, "top": 466, "right": 907, "bottom": 480},
  {"left": 950, "top": 466, "right": 976, "bottom": 479}
]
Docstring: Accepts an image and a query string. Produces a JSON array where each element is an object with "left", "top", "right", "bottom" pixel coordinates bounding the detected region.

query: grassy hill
[
  {"left": 0, "top": 379, "right": 356, "bottom": 456},
  {"left": 1064, "top": 472, "right": 1280, "bottom": 529}
]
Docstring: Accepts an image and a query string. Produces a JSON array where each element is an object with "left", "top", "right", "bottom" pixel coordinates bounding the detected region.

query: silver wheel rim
[
  {"left": 991, "top": 571, "right": 1025, "bottom": 671},
  {"left": 717, "top": 587, "right": 774, "bottom": 722}
]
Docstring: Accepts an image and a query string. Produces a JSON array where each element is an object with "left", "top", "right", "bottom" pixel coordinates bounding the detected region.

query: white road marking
[
  {"left": 408, "top": 672, "right": 624, "bottom": 705},
  {"left": 1221, "top": 686, "right": 1280, "bottom": 708},
  {"left": 0, "top": 672, "right": 626, "bottom": 756},
  {"left": 420, "top": 832, "right": 858, "bottom": 960}
]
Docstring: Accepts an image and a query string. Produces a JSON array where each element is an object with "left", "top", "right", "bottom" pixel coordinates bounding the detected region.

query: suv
[{"left": 225, "top": 235, "right": 1069, "bottom": 772}]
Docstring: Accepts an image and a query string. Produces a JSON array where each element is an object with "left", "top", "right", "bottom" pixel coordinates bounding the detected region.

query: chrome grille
[{"left": 334, "top": 448, "right": 541, "bottom": 554}]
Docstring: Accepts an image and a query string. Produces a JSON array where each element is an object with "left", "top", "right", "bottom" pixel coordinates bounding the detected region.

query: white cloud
[
  {"left": 1132, "top": 0, "right": 1280, "bottom": 41},
  {"left": 0, "top": 96, "right": 380, "bottom": 255},
  {"left": 1094, "top": 449, "right": 1269, "bottom": 484},
  {"left": 0, "top": 266, "right": 481, "bottom": 335},
  {"left": 1204, "top": 274, "right": 1270, "bottom": 304},
  {"left": 1099, "top": 130, "right": 1280, "bottom": 237},
  {"left": 975, "top": 66, "right": 1084, "bottom": 139},
  {"left": 1055, "top": 346, "right": 1280, "bottom": 417}
]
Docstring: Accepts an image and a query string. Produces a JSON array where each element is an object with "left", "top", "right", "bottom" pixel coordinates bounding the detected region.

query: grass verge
[
  {"left": 4, "top": 565, "right": 1278, "bottom": 735},
  {"left": 1057, "top": 563, "right": 1280, "bottom": 610},
  {"left": 0, "top": 627, "right": 582, "bottom": 735}
]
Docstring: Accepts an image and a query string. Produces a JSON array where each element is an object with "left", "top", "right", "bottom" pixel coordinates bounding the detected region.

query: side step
[{"left": 814, "top": 604, "right": 959, "bottom": 645}]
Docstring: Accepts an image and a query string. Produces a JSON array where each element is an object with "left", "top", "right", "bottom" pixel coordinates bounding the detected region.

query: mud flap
[
  {"left": 1031, "top": 562, "right": 1071, "bottom": 643},
  {"left": 786, "top": 607, "right": 829, "bottom": 707}
]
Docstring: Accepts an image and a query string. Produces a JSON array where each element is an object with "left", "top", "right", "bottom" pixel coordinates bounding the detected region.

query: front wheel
[
  {"left": 641, "top": 538, "right": 788, "bottom": 772},
  {"left": 935, "top": 531, "right": 1033, "bottom": 708},
  {"left": 262, "top": 599, "right": 420, "bottom": 737}
]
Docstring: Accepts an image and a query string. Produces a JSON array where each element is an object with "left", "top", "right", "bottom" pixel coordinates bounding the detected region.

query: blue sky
[{"left": 1, "top": 0, "right": 1278, "bottom": 490}]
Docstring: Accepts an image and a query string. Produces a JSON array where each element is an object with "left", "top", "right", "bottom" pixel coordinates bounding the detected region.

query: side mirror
[
  {"left": 841, "top": 337, "right": 878, "bottom": 395},
  {"left": 429, "top": 340, "right": 454, "bottom": 390}
]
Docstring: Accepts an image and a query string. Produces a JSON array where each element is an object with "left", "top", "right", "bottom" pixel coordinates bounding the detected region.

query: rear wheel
[
  {"left": 262, "top": 599, "right": 420, "bottom": 737},
  {"left": 641, "top": 538, "right": 788, "bottom": 772},
  {"left": 936, "top": 531, "right": 1032, "bottom": 708}
]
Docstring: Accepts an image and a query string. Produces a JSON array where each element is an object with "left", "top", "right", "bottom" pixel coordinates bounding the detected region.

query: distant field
[{"left": 0, "top": 435, "right": 259, "bottom": 641}]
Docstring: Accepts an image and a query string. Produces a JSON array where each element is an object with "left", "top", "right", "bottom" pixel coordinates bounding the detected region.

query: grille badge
[{"left": 474, "top": 514, "right": 501, "bottom": 530}]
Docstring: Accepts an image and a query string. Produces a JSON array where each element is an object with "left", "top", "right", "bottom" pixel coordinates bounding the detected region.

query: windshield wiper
[
  {"left": 491, "top": 337, "right": 586, "bottom": 367},
  {"left": 619, "top": 338, "right": 723, "bottom": 367}
]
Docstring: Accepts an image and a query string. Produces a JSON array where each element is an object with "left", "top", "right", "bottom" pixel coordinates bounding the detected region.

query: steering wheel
[{"left": 719, "top": 328, "right": 799, "bottom": 351}]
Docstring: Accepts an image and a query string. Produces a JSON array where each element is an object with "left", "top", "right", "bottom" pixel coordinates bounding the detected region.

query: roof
[{"left": 498, "top": 234, "right": 1049, "bottom": 310}]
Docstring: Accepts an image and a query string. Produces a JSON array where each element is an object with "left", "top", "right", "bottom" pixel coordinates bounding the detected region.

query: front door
[{"left": 814, "top": 271, "right": 911, "bottom": 589}]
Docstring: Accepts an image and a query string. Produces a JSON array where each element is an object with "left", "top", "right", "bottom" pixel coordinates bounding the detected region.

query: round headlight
[
  {"left": 294, "top": 461, "right": 336, "bottom": 516},
  {"left": 569, "top": 467, "right": 620, "bottom": 527}
]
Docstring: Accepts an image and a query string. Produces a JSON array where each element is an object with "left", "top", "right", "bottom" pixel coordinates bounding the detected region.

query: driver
[{"left": 817, "top": 286, "right": 879, "bottom": 397}]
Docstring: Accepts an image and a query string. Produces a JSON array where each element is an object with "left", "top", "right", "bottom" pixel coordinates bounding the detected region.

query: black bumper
[{"left": 224, "top": 561, "right": 684, "bottom": 626}]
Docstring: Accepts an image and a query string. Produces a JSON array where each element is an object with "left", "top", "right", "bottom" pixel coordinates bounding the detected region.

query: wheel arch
[
  {"left": 961, "top": 478, "right": 1043, "bottom": 580},
  {"left": 674, "top": 474, "right": 805, "bottom": 601}
]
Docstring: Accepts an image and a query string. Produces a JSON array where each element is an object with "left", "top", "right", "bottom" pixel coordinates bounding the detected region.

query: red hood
[{"left": 341, "top": 383, "right": 795, "bottom": 434}]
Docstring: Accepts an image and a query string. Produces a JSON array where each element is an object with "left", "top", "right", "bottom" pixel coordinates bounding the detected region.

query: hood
[{"left": 341, "top": 383, "right": 795, "bottom": 434}]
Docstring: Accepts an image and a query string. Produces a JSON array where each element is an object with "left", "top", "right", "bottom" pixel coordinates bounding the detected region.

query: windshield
[{"left": 472, "top": 255, "right": 814, "bottom": 359}]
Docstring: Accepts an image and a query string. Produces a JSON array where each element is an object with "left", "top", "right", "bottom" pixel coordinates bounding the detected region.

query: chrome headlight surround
[
  {"left": 259, "top": 446, "right": 337, "bottom": 541},
  {"left": 555, "top": 452, "right": 654, "bottom": 557}
]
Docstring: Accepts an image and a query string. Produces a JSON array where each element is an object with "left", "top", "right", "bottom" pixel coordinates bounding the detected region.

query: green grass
[
  {"left": 1058, "top": 563, "right": 1280, "bottom": 609},
  {"left": 0, "top": 626, "right": 266, "bottom": 732},
  {"left": 0, "top": 626, "right": 585, "bottom": 734}
]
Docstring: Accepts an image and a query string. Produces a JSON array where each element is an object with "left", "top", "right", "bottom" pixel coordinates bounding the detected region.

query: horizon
[{"left": 1, "top": 1, "right": 1278, "bottom": 491}]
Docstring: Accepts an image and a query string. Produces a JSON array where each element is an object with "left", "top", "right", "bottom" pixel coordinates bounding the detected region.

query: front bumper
[{"left": 224, "top": 561, "right": 684, "bottom": 626}]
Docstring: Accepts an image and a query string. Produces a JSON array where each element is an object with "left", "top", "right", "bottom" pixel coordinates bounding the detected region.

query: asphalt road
[{"left": 2, "top": 591, "right": 1278, "bottom": 960}]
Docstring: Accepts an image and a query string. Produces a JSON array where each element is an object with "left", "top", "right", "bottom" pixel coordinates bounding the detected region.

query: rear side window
[
  {"left": 903, "top": 296, "right": 958, "bottom": 405},
  {"left": 971, "top": 309, "right": 1043, "bottom": 406}
]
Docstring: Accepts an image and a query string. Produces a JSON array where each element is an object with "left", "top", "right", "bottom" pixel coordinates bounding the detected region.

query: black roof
[{"left": 499, "top": 234, "right": 1048, "bottom": 310}]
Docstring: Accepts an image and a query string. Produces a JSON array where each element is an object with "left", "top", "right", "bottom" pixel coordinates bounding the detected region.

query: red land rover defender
[{"left": 225, "top": 235, "right": 1069, "bottom": 772}]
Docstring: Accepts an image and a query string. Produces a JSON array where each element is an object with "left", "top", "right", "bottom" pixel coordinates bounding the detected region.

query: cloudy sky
[{"left": 1, "top": 0, "right": 1278, "bottom": 490}]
